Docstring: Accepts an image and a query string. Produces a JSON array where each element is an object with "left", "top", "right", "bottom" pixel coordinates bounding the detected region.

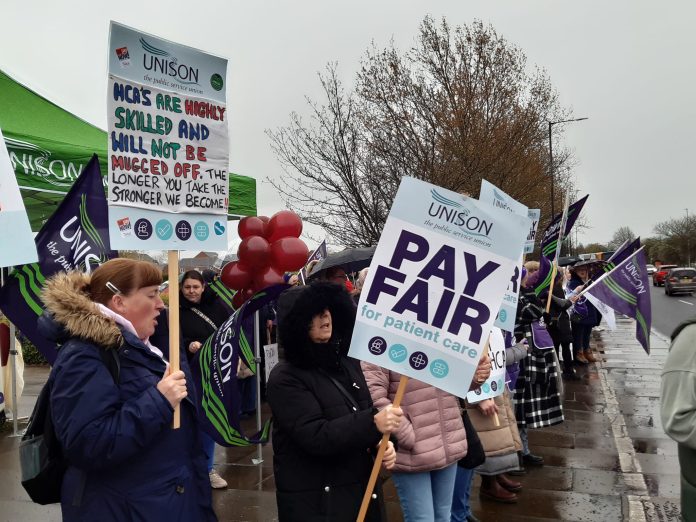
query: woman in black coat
[
  {"left": 267, "top": 282, "right": 401, "bottom": 522},
  {"left": 179, "top": 270, "right": 232, "bottom": 489}
]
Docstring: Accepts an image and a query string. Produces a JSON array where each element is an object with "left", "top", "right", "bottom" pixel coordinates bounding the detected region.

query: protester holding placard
[
  {"left": 362, "top": 355, "right": 491, "bottom": 522},
  {"left": 267, "top": 281, "right": 401, "bottom": 522},
  {"left": 512, "top": 269, "right": 564, "bottom": 471},
  {"left": 38, "top": 259, "right": 216, "bottom": 521},
  {"left": 179, "top": 269, "right": 231, "bottom": 489}
]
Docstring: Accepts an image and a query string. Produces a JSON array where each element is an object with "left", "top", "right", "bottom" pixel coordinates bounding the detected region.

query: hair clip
[{"left": 105, "top": 281, "right": 122, "bottom": 295}]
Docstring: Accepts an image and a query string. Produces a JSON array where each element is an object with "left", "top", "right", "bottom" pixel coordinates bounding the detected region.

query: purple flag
[
  {"left": 606, "top": 237, "right": 641, "bottom": 270},
  {"left": 191, "top": 284, "right": 287, "bottom": 446},
  {"left": 300, "top": 239, "right": 328, "bottom": 283},
  {"left": 539, "top": 195, "right": 589, "bottom": 261},
  {"left": 585, "top": 247, "right": 651, "bottom": 354},
  {"left": 0, "top": 156, "right": 116, "bottom": 363}
]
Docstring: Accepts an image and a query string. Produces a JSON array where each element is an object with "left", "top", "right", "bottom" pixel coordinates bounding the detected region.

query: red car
[{"left": 653, "top": 264, "right": 678, "bottom": 286}]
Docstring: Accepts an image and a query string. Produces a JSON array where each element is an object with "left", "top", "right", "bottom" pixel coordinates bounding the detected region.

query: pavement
[{"left": 0, "top": 317, "right": 682, "bottom": 521}]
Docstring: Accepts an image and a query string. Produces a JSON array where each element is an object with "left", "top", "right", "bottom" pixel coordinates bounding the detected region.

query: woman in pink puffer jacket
[{"left": 362, "top": 363, "right": 474, "bottom": 522}]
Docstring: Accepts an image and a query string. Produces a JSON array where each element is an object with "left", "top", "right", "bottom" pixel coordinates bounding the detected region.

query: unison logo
[
  {"left": 492, "top": 188, "right": 512, "bottom": 211},
  {"left": 5, "top": 137, "right": 82, "bottom": 187},
  {"left": 140, "top": 37, "right": 200, "bottom": 85},
  {"left": 428, "top": 189, "right": 493, "bottom": 237}
]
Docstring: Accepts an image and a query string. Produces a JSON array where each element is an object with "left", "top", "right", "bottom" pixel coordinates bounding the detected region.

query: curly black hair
[{"left": 277, "top": 281, "right": 357, "bottom": 368}]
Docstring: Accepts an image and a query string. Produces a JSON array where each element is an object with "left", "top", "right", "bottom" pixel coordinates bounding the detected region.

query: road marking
[{"left": 678, "top": 300, "right": 694, "bottom": 306}]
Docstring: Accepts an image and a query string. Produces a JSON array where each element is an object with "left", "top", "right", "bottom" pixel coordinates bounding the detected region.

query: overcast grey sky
[{"left": 2, "top": 1, "right": 693, "bottom": 251}]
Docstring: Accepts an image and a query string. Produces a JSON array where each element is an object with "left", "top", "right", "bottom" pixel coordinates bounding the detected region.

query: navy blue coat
[{"left": 38, "top": 272, "right": 217, "bottom": 522}]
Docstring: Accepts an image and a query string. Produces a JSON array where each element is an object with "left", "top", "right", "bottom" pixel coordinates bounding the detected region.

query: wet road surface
[{"left": 0, "top": 318, "right": 682, "bottom": 521}]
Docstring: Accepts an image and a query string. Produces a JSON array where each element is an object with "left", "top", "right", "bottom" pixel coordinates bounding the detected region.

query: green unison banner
[{"left": 0, "top": 69, "right": 256, "bottom": 231}]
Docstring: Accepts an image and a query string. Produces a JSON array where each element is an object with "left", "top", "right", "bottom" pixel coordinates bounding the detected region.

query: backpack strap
[{"left": 99, "top": 347, "right": 120, "bottom": 383}]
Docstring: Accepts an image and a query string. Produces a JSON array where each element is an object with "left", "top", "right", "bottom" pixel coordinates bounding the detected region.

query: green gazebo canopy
[{"left": 0, "top": 69, "right": 256, "bottom": 231}]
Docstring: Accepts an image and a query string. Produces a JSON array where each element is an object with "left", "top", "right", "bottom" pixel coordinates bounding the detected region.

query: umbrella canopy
[
  {"left": 309, "top": 246, "right": 376, "bottom": 278},
  {"left": 570, "top": 258, "right": 608, "bottom": 278}
]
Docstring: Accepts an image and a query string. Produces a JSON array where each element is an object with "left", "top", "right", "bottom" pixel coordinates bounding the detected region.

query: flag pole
[
  {"left": 168, "top": 251, "right": 181, "bottom": 429},
  {"left": 357, "top": 375, "right": 409, "bottom": 522},
  {"left": 252, "top": 309, "right": 263, "bottom": 465}
]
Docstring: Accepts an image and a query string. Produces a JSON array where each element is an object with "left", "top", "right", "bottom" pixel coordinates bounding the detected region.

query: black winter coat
[
  {"left": 267, "top": 282, "right": 384, "bottom": 522},
  {"left": 179, "top": 287, "right": 231, "bottom": 361},
  {"left": 547, "top": 281, "right": 573, "bottom": 344}
]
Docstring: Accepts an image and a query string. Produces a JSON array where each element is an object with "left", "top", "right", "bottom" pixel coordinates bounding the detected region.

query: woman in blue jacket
[{"left": 38, "top": 258, "right": 217, "bottom": 522}]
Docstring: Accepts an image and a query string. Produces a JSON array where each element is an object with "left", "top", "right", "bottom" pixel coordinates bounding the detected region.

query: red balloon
[
  {"left": 220, "top": 261, "right": 252, "bottom": 291},
  {"left": 253, "top": 266, "right": 285, "bottom": 290},
  {"left": 232, "top": 290, "right": 246, "bottom": 309},
  {"left": 267, "top": 210, "right": 303, "bottom": 243},
  {"left": 237, "top": 236, "right": 271, "bottom": 272},
  {"left": 271, "top": 237, "right": 310, "bottom": 272},
  {"left": 238, "top": 217, "right": 266, "bottom": 240}
]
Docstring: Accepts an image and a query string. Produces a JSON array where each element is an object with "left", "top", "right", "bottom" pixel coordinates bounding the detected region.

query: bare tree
[
  {"left": 269, "top": 17, "right": 576, "bottom": 247},
  {"left": 654, "top": 216, "right": 695, "bottom": 264},
  {"left": 607, "top": 226, "right": 637, "bottom": 250}
]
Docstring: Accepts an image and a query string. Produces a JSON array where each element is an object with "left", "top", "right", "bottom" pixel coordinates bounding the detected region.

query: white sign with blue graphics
[
  {"left": 109, "top": 21, "right": 227, "bottom": 104},
  {"left": 525, "top": 208, "right": 541, "bottom": 254},
  {"left": 0, "top": 128, "right": 38, "bottom": 267},
  {"left": 467, "top": 327, "right": 507, "bottom": 403},
  {"left": 107, "top": 22, "right": 229, "bottom": 250},
  {"left": 349, "top": 177, "right": 528, "bottom": 399},
  {"left": 479, "top": 180, "right": 530, "bottom": 333}
]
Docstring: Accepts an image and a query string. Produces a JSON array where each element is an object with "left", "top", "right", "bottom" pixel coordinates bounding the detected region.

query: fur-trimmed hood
[
  {"left": 276, "top": 281, "right": 357, "bottom": 369},
  {"left": 39, "top": 271, "right": 123, "bottom": 349}
]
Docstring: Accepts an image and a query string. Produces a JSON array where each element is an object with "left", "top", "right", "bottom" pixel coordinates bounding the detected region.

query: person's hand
[
  {"left": 188, "top": 341, "right": 202, "bottom": 353},
  {"left": 381, "top": 440, "right": 396, "bottom": 470},
  {"left": 478, "top": 398, "right": 499, "bottom": 416},
  {"left": 157, "top": 368, "right": 187, "bottom": 408},
  {"left": 373, "top": 405, "right": 403, "bottom": 434},
  {"left": 266, "top": 319, "right": 273, "bottom": 329},
  {"left": 473, "top": 353, "right": 492, "bottom": 386},
  {"left": 574, "top": 285, "right": 584, "bottom": 293},
  {"left": 569, "top": 294, "right": 579, "bottom": 303}
]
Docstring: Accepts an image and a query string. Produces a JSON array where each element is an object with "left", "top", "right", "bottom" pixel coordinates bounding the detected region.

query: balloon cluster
[{"left": 220, "top": 210, "right": 308, "bottom": 308}]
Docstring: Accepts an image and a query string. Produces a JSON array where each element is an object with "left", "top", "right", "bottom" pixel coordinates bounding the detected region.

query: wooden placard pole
[
  {"left": 167, "top": 250, "right": 181, "bottom": 429},
  {"left": 357, "top": 375, "right": 409, "bottom": 522},
  {"left": 545, "top": 260, "right": 559, "bottom": 314},
  {"left": 480, "top": 336, "right": 500, "bottom": 427}
]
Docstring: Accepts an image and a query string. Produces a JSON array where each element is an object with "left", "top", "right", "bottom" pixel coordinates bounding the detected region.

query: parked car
[
  {"left": 653, "top": 264, "right": 678, "bottom": 286},
  {"left": 646, "top": 264, "right": 657, "bottom": 275},
  {"left": 665, "top": 268, "right": 696, "bottom": 296}
]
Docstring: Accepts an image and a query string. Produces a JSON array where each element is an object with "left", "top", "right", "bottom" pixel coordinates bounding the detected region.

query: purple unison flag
[
  {"left": 0, "top": 156, "right": 116, "bottom": 364},
  {"left": 585, "top": 248, "right": 652, "bottom": 354},
  {"left": 539, "top": 195, "right": 589, "bottom": 261},
  {"left": 300, "top": 239, "right": 328, "bottom": 283},
  {"left": 606, "top": 237, "right": 641, "bottom": 270},
  {"left": 191, "top": 284, "right": 288, "bottom": 446}
]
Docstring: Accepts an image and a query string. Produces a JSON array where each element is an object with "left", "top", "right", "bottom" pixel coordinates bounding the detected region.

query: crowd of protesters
[{"left": 32, "top": 252, "right": 608, "bottom": 521}]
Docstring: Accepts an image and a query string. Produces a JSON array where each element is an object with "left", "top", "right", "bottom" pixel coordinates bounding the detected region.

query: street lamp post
[
  {"left": 686, "top": 208, "right": 690, "bottom": 267},
  {"left": 548, "top": 118, "right": 589, "bottom": 216}
]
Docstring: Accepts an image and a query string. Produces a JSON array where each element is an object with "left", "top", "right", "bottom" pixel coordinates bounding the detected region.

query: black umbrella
[{"left": 308, "top": 246, "right": 376, "bottom": 278}]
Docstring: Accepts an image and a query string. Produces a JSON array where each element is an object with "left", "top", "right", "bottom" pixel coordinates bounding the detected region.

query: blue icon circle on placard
[
  {"left": 491, "top": 380, "right": 498, "bottom": 392},
  {"left": 134, "top": 219, "right": 152, "bottom": 240},
  {"left": 409, "top": 351, "right": 429, "bottom": 371},
  {"left": 499, "top": 309, "right": 507, "bottom": 322},
  {"left": 430, "top": 359, "right": 449, "bottom": 378},
  {"left": 175, "top": 220, "right": 192, "bottom": 241},
  {"left": 155, "top": 219, "right": 173, "bottom": 240},
  {"left": 194, "top": 221, "right": 209, "bottom": 241},
  {"left": 368, "top": 336, "right": 387, "bottom": 355},
  {"left": 482, "top": 383, "right": 491, "bottom": 393},
  {"left": 389, "top": 344, "right": 408, "bottom": 363},
  {"left": 214, "top": 221, "right": 225, "bottom": 236}
]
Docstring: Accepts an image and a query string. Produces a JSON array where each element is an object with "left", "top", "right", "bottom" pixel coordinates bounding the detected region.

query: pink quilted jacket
[{"left": 361, "top": 362, "right": 467, "bottom": 473}]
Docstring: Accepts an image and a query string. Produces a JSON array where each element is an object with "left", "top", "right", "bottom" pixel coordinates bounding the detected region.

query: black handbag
[{"left": 458, "top": 409, "right": 486, "bottom": 469}]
